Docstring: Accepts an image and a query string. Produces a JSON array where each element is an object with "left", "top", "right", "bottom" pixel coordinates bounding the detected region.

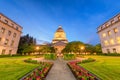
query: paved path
[{"left": 45, "top": 57, "right": 76, "bottom": 80}]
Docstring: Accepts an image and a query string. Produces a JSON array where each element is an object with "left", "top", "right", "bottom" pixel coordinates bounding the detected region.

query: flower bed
[
  {"left": 68, "top": 61, "right": 101, "bottom": 80},
  {"left": 20, "top": 61, "right": 53, "bottom": 80}
]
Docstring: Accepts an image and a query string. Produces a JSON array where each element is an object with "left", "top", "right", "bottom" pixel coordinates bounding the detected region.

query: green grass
[
  {"left": 0, "top": 56, "right": 39, "bottom": 80},
  {"left": 80, "top": 55, "right": 120, "bottom": 80}
]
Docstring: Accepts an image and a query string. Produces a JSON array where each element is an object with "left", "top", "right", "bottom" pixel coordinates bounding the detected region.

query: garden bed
[
  {"left": 68, "top": 60, "right": 101, "bottom": 80},
  {"left": 20, "top": 59, "right": 53, "bottom": 80}
]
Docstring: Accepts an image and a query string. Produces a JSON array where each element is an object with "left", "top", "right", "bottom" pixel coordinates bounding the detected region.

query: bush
[
  {"left": 44, "top": 53, "right": 57, "bottom": 60},
  {"left": 97, "top": 53, "right": 120, "bottom": 56},
  {"left": 63, "top": 54, "right": 76, "bottom": 60},
  {"left": 77, "top": 58, "right": 95, "bottom": 64},
  {"left": 24, "top": 58, "right": 38, "bottom": 64}
]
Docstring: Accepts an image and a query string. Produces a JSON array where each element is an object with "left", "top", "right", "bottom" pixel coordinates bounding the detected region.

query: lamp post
[
  {"left": 80, "top": 46, "right": 85, "bottom": 54},
  {"left": 36, "top": 46, "right": 39, "bottom": 54}
]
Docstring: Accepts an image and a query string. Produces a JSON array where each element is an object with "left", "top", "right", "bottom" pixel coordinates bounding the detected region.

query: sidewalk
[{"left": 45, "top": 57, "right": 76, "bottom": 80}]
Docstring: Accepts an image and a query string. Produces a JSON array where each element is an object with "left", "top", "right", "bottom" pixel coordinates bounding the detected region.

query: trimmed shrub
[
  {"left": 44, "top": 53, "right": 57, "bottom": 60},
  {"left": 63, "top": 54, "right": 76, "bottom": 60}
]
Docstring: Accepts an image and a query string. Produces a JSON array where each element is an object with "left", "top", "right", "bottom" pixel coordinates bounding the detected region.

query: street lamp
[
  {"left": 36, "top": 46, "right": 39, "bottom": 50},
  {"left": 36, "top": 46, "right": 40, "bottom": 54},
  {"left": 80, "top": 46, "right": 85, "bottom": 54}
]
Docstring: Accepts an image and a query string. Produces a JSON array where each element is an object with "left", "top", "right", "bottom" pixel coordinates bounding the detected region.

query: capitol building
[{"left": 52, "top": 26, "right": 68, "bottom": 54}]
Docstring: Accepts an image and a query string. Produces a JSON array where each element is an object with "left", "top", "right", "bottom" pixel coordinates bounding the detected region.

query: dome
[
  {"left": 52, "top": 26, "right": 68, "bottom": 44},
  {"left": 56, "top": 26, "right": 64, "bottom": 32}
]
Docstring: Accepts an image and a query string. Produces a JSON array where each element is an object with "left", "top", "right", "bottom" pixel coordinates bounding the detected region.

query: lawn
[
  {"left": 80, "top": 55, "right": 120, "bottom": 80},
  {"left": 0, "top": 56, "right": 39, "bottom": 80}
]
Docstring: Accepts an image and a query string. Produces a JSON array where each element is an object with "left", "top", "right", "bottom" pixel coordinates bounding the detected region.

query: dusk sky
[{"left": 0, "top": 0, "right": 120, "bottom": 45}]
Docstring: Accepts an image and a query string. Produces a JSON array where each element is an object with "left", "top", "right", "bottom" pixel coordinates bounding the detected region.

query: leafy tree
[
  {"left": 62, "top": 41, "right": 84, "bottom": 53},
  {"left": 17, "top": 34, "right": 36, "bottom": 54},
  {"left": 40, "top": 45, "right": 55, "bottom": 53},
  {"left": 94, "top": 44, "right": 102, "bottom": 53}
]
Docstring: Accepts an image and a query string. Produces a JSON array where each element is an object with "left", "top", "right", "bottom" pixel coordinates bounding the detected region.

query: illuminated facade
[
  {"left": 52, "top": 26, "right": 68, "bottom": 53},
  {"left": 0, "top": 13, "right": 22, "bottom": 55},
  {"left": 97, "top": 13, "right": 120, "bottom": 53}
]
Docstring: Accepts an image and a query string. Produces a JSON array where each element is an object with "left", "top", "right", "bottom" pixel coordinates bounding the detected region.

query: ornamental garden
[{"left": 0, "top": 36, "right": 120, "bottom": 80}]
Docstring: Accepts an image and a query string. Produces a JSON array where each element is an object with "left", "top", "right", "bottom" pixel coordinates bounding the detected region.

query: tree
[
  {"left": 94, "top": 44, "right": 102, "bottom": 53},
  {"left": 62, "top": 41, "right": 84, "bottom": 53},
  {"left": 17, "top": 34, "right": 36, "bottom": 54},
  {"left": 40, "top": 45, "right": 55, "bottom": 53}
]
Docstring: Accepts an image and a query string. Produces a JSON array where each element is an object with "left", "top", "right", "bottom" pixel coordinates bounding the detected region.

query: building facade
[
  {"left": 97, "top": 13, "right": 120, "bottom": 53},
  {"left": 0, "top": 13, "right": 22, "bottom": 55},
  {"left": 52, "top": 26, "right": 68, "bottom": 53}
]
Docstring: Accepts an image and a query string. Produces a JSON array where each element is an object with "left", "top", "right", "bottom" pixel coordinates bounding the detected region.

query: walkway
[{"left": 45, "top": 57, "right": 76, "bottom": 80}]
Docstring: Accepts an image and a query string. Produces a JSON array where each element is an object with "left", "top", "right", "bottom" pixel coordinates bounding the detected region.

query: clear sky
[{"left": 0, "top": 0, "right": 120, "bottom": 45}]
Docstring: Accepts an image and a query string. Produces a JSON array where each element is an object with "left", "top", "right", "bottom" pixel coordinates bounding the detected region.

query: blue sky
[{"left": 0, "top": 0, "right": 120, "bottom": 45}]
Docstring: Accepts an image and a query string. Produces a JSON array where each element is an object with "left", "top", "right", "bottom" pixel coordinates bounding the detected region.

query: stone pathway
[{"left": 45, "top": 57, "right": 76, "bottom": 80}]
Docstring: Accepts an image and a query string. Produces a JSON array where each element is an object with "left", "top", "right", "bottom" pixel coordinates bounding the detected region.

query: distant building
[
  {"left": 52, "top": 26, "right": 68, "bottom": 53},
  {"left": 97, "top": 13, "right": 120, "bottom": 53},
  {"left": 0, "top": 13, "right": 22, "bottom": 55}
]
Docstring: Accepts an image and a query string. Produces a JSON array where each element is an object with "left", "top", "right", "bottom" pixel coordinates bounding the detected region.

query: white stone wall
[{"left": 98, "top": 13, "right": 120, "bottom": 53}]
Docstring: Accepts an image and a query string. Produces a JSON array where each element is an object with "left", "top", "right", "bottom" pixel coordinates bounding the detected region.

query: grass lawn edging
[{"left": 67, "top": 60, "right": 101, "bottom": 80}]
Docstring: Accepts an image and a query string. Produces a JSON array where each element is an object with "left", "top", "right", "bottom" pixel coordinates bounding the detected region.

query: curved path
[{"left": 45, "top": 57, "right": 76, "bottom": 80}]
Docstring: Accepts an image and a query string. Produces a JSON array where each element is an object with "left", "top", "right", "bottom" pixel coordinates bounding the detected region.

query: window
[
  {"left": 1, "top": 28, "right": 5, "bottom": 33},
  {"left": 118, "top": 16, "right": 120, "bottom": 20},
  {"left": 0, "top": 37, "right": 1, "bottom": 42},
  {"left": 11, "top": 40, "right": 14, "bottom": 46},
  {"left": 108, "top": 30, "right": 111, "bottom": 36},
  {"left": 113, "top": 28, "right": 118, "bottom": 33},
  {"left": 9, "top": 50, "right": 12, "bottom": 55},
  {"left": 11, "top": 23, "right": 14, "bottom": 27},
  {"left": 105, "top": 24, "right": 109, "bottom": 27},
  {"left": 107, "top": 49, "right": 110, "bottom": 53},
  {"left": 16, "top": 26, "right": 18, "bottom": 30},
  {"left": 111, "top": 20, "right": 114, "bottom": 24},
  {"left": 4, "top": 19, "right": 8, "bottom": 24},
  {"left": 13, "top": 33, "right": 17, "bottom": 38},
  {"left": 104, "top": 40, "right": 109, "bottom": 46},
  {"left": 1, "top": 49, "right": 6, "bottom": 55},
  {"left": 113, "top": 48, "right": 117, "bottom": 53},
  {"left": 110, "top": 39, "right": 115, "bottom": 45},
  {"left": 102, "top": 33, "right": 106, "bottom": 38},
  {"left": 4, "top": 39, "right": 9, "bottom": 45},
  {"left": 8, "top": 31, "right": 11, "bottom": 36},
  {"left": 116, "top": 37, "right": 120, "bottom": 44}
]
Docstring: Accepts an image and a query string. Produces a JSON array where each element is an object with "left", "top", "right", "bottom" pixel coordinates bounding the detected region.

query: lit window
[
  {"left": 102, "top": 33, "right": 106, "bottom": 38},
  {"left": 110, "top": 39, "right": 115, "bottom": 45},
  {"left": 111, "top": 20, "right": 114, "bottom": 24},
  {"left": 116, "top": 37, "right": 120, "bottom": 44},
  {"left": 118, "top": 16, "right": 120, "bottom": 20},
  {"left": 13, "top": 33, "right": 17, "bottom": 38},
  {"left": 104, "top": 40, "right": 109, "bottom": 46},
  {"left": 108, "top": 31, "right": 111, "bottom": 36},
  {"left": 114, "top": 28, "right": 118, "bottom": 33},
  {"left": 1, "top": 28, "right": 5, "bottom": 33},
  {"left": 11, "top": 40, "right": 14, "bottom": 46},
  {"left": 4, "top": 39, "right": 9, "bottom": 45},
  {"left": 105, "top": 24, "right": 109, "bottom": 27},
  {"left": 8, "top": 31, "right": 11, "bottom": 36}
]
